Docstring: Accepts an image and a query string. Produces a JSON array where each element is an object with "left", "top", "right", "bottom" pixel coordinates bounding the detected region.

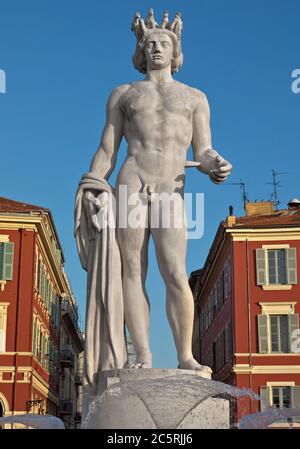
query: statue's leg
[
  {"left": 150, "top": 197, "right": 211, "bottom": 374},
  {"left": 116, "top": 204, "right": 152, "bottom": 369}
]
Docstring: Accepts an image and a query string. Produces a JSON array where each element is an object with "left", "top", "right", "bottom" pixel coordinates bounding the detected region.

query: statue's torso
[{"left": 117, "top": 80, "right": 200, "bottom": 191}]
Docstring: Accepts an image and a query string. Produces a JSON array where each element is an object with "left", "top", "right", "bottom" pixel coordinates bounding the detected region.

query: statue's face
[{"left": 144, "top": 32, "right": 173, "bottom": 71}]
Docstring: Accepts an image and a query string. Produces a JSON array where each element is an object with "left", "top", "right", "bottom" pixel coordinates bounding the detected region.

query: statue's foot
[
  {"left": 178, "top": 358, "right": 212, "bottom": 378},
  {"left": 130, "top": 362, "right": 152, "bottom": 369},
  {"left": 130, "top": 352, "right": 152, "bottom": 369}
]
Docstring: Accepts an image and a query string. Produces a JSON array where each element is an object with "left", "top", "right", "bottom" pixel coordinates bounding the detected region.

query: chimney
[
  {"left": 226, "top": 205, "right": 236, "bottom": 227},
  {"left": 245, "top": 201, "right": 274, "bottom": 216}
]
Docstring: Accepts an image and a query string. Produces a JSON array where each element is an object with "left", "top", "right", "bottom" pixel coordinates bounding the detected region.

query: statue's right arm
[{"left": 89, "top": 85, "right": 129, "bottom": 179}]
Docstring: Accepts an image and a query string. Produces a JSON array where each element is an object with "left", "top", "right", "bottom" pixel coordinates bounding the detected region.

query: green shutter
[
  {"left": 286, "top": 248, "right": 297, "bottom": 284},
  {"left": 39, "top": 261, "right": 42, "bottom": 294},
  {"left": 0, "top": 243, "right": 4, "bottom": 279},
  {"left": 33, "top": 320, "right": 37, "bottom": 355},
  {"left": 259, "top": 387, "right": 270, "bottom": 412},
  {"left": 258, "top": 314, "right": 269, "bottom": 353},
  {"left": 256, "top": 249, "right": 266, "bottom": 285},
  {"left": 3, "top": 242, "right": 14, "bottom": 280},
  {"left": 289, "top": 314, "right": 299, "bottom": 353}
]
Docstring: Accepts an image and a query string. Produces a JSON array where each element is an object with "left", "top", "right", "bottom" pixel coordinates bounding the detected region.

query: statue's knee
[
  {"left": 165, "top": 269, "right": 188, "bottom": 291},
  {"left": 123, "top": 259, "right": 142, "bottom": 279}
]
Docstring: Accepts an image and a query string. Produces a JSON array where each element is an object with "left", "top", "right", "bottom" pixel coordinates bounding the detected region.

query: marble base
[{"left": 82, "top": 369, "right": 230, "bottom": 429}]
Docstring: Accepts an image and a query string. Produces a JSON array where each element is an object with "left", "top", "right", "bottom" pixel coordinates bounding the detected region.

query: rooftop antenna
[
  {"left": 227, "top": 179, "right": 249, "bottom": 211},
  {"left": 267, "top": 169, "right": 288, "bottom": 211}
]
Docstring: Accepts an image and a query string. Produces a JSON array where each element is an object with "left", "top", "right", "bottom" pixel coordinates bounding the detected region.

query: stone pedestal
[{"left": 82, "top": 369, "right": 230, "bottom": 429}]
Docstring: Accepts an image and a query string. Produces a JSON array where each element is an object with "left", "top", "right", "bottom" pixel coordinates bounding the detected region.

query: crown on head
[{"left": 131, "top": 9, "right": 183, "bottom": 42}]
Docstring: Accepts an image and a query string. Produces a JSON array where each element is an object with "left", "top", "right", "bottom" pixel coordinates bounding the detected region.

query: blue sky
[{"left": 0, "top": 0, "right": 299, "bottom": 368}]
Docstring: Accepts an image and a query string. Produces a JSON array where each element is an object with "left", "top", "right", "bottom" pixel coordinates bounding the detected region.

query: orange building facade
[
  {"left": 190, "top": 202, "right": 300, "bottom": 427},
  {"left": 0, "top": 197, "right": 83, "bottom": 425}
]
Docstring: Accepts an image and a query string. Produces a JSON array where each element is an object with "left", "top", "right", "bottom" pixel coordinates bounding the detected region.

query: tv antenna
[
  {"left": 227, "top": 179, "right": 249, "bottom": 211},
  {"left": 267, "top": 169, "right": 288, "bottom": 211}
]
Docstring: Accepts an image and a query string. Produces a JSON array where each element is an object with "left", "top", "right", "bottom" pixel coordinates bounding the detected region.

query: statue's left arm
[{"left": 191, "top": 90, "right": 232, "bottom": 184}]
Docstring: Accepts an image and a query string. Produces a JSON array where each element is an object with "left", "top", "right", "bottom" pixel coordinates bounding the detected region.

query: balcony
[
  {"left": 60, "top": 348, "right": 74, "bottom": 368},
  {"left": 59, "top": 400, "right": 73, "bottom": 415},
  {"left": 62, "top": 299, "right": 84, "bottom": 350}
]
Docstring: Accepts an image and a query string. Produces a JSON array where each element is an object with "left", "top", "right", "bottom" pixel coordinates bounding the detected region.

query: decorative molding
[
  {"left": 0, "top": 352, "right": 33, "bottom": 356},
  {"left": 233, "top": 364, "right": 300, "bottom": 374},
  {"left": 0, "top": 392, "right": 10, "bottom": 412},
  {"left": 0, "top": 234, "right": 9, "bottom": 243},
  {"left": 235, "top": 353, "right": 300, "bottom": 357},
  {"left": 262, "top": 244, "right": 290, "bottom": 249},
  {"left": 266, "top": 381, "right": 295, "bottom": 387},
  {"left": 262, "top": 285, "right": 292, "bottom": 290},
  {"left": 258, "top": 302, "right": 297, "bottom": 315},
  {"left": 226, "top": 228, "right": 300, "bottom": 242}
]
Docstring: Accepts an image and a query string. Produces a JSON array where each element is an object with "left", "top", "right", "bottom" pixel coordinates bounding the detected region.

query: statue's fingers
[{"left": 218, "top": 164, "right": 232, "bottom": 173}]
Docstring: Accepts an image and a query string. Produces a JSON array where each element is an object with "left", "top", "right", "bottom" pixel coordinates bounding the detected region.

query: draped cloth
[{"left": 74, "top": 173, "right": 127, "bottom": 394}]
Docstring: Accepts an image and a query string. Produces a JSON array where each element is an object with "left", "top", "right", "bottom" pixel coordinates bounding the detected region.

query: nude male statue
[{"left": 78, "top": 10, "right": 232, "bottom": 376}]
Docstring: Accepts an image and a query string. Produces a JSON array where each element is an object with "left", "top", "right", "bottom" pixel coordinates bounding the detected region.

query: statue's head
[{"left": 132, "top": 9, "right": 183, "bottom": 74}]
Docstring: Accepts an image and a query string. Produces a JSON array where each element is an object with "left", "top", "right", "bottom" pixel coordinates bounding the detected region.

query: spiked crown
[{"left": 131, "top": 9, "right": 183, "bottom": 42}]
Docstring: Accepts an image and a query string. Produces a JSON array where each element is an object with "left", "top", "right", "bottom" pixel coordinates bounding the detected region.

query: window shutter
[
  {"left": 3, "top": 242, "right": 14, "bottom": 280},
  {"left": 259, "top": 387, "right": 270, "bottom": 412},
  {"left": 33, "top": 320, "right": 37, "bottom": 355},
  {"left": 38, "top": 260, "right": 42, "bottom": 294},
  {"left": 258, "top": 314, "right": 269, "bottom": 353},
  {"left": 286, "top": 248, "right": 297, "bottom": 284},
  {"left": 256, "top": 249, "right": 266, "bottom": 285},
  {"left": 292, "top": 386, "right": 300, "bottom": 407},
  {"left": 0, "top": 243, "right": 4, "bottom": 279},
  {"left": 288, "top": 314, "right": 299, "bottom": 352},
  {"left": 291, "top": 386, "right": 300, "bottom": 423}
]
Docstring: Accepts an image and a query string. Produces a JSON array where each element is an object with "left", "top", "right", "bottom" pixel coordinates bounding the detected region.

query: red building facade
[
  {"left": 0, "top": 197, "right": 83, "bottom": 425},
  {"left": 190, "top": 201, "right": 300, "bottom": 427}
]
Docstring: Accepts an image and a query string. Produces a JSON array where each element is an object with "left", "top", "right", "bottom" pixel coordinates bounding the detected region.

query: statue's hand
[
  {"left": 84, "top": 191, "right": 108, "bottom": 232},
  {"left": 209, "top": 155, "right": 232, "bottom": 185}
]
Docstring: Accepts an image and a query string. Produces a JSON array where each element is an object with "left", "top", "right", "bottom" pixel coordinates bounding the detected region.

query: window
[
  {"left": 256, "top": 247, "right": 297, "bottom": 287},
  {"left": 0, "top": 303, "right": 9, "bottom": 353},
  {"left": 260, "top": 386, "right": 300, "bottom": 413},
  {"left": 270, "top": 315, "right": 289, "bottom": 353},
  {"left": 258, "top": 313, "right": 299, "bottom": 353},
  {"left": 0, "top": 242, "right": 14, "bottom": 281},
  {"left": 268, "top": 250, "right": 287, "bottom": 284},
  {"left": 272, "top": 387, "right": 291, "bottom": 408}
]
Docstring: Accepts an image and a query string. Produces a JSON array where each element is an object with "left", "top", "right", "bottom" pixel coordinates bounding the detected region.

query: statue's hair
[{"left": 132, "top": 29, "right": 183, "bottom": 74}]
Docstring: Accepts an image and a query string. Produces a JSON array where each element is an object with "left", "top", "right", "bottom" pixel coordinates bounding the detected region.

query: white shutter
[
  {"left": 289, "top": 314, "right": 299, "bottom": 353},
  {"left": 256, "top": 249, "right": 266, "bottom": 285},
  {"left": 286, "top": 248, "right": 297, "bottom": 284},
  {"left": 258, "top": 315, "right": 269, "bottom": 353},
  {"left": 259, "top": 387, "right": 270, "bottom": 412}
]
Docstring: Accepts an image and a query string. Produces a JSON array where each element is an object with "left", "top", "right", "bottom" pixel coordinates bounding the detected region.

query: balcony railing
[
  {"left": 59, "top": 400, "right": 73, "bottom": 415},
  {"left": 62, "top": 298, "right": 82, "bottom": 335},
  {"left": 60, "top": 348, "right": 74, "bottom": 368}
]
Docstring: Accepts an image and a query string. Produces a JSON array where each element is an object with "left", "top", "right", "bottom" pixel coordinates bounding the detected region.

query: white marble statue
[{"left": 75, "top": 9, "right": 232, "bottom": 393}]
